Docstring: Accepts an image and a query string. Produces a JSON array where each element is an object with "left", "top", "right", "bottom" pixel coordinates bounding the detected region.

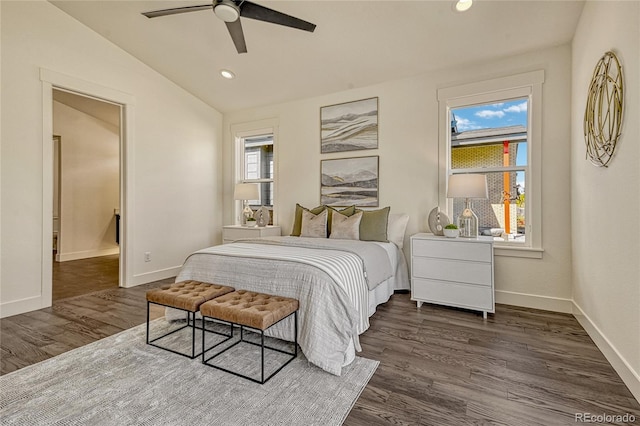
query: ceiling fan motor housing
[{"left": 214, "top": 0, "right": 240, "bottom": 22}]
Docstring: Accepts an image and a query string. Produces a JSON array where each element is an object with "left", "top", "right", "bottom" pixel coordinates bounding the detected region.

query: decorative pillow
[
  {"left": 387, "top": 213, "right": 410, "bottom": 248},
  {"left": 356, "top": 206, "right": 391, "bottom": 242},
  {"left": 290, "top": 204, "right": 326, "bottom": 236},
  {"left": 327, "top": 205, "right": 356, "bottom": 235},
  {"left": 329, "top": 211, "right": 363, "bottom": 240},
  {"left": 291, "top": 204, "right": 355, "bottom": 236},
  {"left": 300, "top": 209, "right": 328, "bottom": 238}
]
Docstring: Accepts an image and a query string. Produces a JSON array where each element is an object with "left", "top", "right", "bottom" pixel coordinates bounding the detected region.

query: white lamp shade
[
  {"left": 447, "top": 174, "right": 488, "bottom": 199},
  {"left": 234, "top": 183, "right": 259, "bottom": 200}
]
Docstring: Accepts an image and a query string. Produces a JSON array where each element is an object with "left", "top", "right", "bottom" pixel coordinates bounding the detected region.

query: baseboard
[
  {"left": 127, "top": 266, "right": 181, "bottom": 288},
  {"left": 0, "top": 295, "right": 44, "bottom": 319},
  {"left": 56, "top": 247, "right": 120, "bottom": 262},
  {"left": 495, "top": 290, "right": 573, "bottom": 313},
  {"left": 572, "top": 302, "right": 640, "bottom": 403}
]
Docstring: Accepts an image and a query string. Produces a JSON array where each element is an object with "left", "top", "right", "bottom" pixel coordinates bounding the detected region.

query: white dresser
[
  {"left": 410, "top": 233, "right": 495, "bottom": 318},
  {"left": 222, "top": 225, "right": 281, "bottom": 244}
]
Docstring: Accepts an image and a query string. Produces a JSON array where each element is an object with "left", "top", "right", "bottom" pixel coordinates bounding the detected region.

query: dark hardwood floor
[
  {"left": 52, "top": 253, "right": 120, "bottom": 300},
  {"left": 2, "top": 275, "right": 639, "bottom": 424},
  {"left": 346, "top": 296, "right": 640, "bottom": 425}
]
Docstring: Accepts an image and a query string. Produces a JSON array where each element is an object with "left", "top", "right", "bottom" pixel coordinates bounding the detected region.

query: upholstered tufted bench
[
  {"left": 146, "top": 280, "right": 235, "bottom": 359},
  {"left": 199, "top": 290, "right": 299, "bottom": 384}
]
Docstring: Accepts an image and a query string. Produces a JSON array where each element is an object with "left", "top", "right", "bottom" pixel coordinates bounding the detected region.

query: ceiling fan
[{"left": 142, "top": 0, "right": 316, "bottom": 54}]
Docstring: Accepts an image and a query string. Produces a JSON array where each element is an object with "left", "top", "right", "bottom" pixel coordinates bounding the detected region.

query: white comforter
[{"left": 173, "top": 236, "right": 394, "bottom": 375}]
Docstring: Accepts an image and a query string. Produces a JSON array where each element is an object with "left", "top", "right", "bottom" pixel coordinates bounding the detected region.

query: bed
[{"left": 168, "top": 213, "right": 410, "bottom": 376}]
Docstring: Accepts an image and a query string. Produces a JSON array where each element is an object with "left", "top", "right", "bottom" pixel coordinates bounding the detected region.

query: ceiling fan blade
[
  {"left": 225, "top": 19, "right": 247, "bottom": 54},
  {"left": 239, "top": 1, "right": 316, "bottom": 32},
  {"left": 142, "top": 4, "right": 212, "bottom": 19}
]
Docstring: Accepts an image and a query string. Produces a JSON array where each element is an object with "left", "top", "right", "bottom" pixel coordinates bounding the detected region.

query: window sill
[{"left": 494, "top": 245, "right": 544, "bottom": 259}]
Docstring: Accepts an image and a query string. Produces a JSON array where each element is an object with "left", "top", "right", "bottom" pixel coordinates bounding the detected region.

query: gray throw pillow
[
  {"left": 290, "top": 204, "right": 326, "bottom": 236},
  {"left": 300, "top": 209, "right": 328, "bottom": 238},
  {"left": 329, "top": 210, "right": 363, "bottom": 240}
]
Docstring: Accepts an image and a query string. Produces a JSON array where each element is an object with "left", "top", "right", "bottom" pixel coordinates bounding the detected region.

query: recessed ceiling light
[
  {"left": 455, "top": 0, "right": 473, "bottom": 12},
  {"left": 220, "top": 69, "right": 235, "bottom": 79}
]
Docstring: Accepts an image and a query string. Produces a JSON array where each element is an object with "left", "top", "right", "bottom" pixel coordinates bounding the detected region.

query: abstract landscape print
[
  {"left": 321, "top": 156, "right": 379, "bottom": 207},
  {"left": 321, "top": 97, "right": 378, "bottom": 153}
]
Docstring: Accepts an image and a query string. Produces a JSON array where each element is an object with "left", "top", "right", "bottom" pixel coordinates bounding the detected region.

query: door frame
[{"left": 40, "top": 68, "right": 136, "bottom": 307}]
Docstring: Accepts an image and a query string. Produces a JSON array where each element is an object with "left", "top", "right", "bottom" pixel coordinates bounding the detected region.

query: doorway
[
  {"left": 41, "top": 68, "right": 135, "bottom": 309},
  {"left": 52, "top": 88, "right": 122, "bottom": 300}
]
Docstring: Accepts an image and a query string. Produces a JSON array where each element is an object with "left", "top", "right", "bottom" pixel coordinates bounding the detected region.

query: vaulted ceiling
[{"left": 50, "top": 0, "right": 585, "bottom": 113}]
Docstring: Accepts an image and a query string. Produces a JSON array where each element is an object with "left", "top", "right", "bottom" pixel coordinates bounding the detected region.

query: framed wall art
[
  {"left": 321, "top": 156, "right": 379, "bottom": 207},
  {"left": 320, "top": 97, "right": 378, "bottom": 153}
]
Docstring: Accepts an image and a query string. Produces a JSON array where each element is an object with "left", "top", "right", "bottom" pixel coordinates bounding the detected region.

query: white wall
[
  {"left": 0, "top": 1, "right": 223, "bottom": 317},
  {"left": 571, "top": 1, "right": 640, "bottom": 401},
  {"left": 223, "top": 44, "right": 574, "bottom": 311},
  {"left": 54, "top": 100, "right": 120, "bottom": 261}
]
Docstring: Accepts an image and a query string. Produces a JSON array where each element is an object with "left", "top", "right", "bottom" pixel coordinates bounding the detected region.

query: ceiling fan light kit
[
  {"left": 142, "top": 0, "right": 316, "bottom": 54},
  {"left": 214, "top": 1, "right": 240, "bottom": 22}
]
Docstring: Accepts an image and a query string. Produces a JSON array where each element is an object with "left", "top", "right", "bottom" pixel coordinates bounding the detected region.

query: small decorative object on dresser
[
  {"left": 410, "top": 233, "right": 494, "bottom": 319},
  {"left": 443, "top": 224, "right": 459, "bottom": 238},
  {"left": 234, "top": 183, "right": 259, "bottom": 226},
  {"left": 246, "top": 217, "right": 257, "bottom": 227},
  {"left": 254, "top": 206, "right": 271, "bottom": 227},
  {"left": 427, "top": 207, "right": 450, "bottom": 236}
]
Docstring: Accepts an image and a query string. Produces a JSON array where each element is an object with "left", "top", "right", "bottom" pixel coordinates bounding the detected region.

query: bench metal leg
[
  {"left": 146, "top": 302, "right": 232, "bottom": 359},
  {"left": 202, "top": 311, "right": 299, "bottom": 384}
]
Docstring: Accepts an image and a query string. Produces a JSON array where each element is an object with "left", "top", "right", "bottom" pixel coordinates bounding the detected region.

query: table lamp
[
  {"left": 234, "top": 183, "right": 259, "bottom": 226},
  {"left": 447, "top": 174, "right": 488, "bottom": 238}
]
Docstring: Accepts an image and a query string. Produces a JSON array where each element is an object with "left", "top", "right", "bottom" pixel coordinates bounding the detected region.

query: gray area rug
[{"left": 0, "top": 319, "right": 378, "bottom": 425}]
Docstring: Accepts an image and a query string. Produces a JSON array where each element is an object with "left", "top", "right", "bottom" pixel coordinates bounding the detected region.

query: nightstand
[
  {"left": 222, "top": 225, "right": 281, "bottom": 244},
  {"left": 410, "top": 233, "right": 495, "bottom": 318}
]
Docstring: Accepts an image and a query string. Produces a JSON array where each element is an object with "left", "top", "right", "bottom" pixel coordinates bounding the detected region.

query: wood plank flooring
[
  {"left": 52, "top": 253, "right": 120, "bottom": 300},
  {"left": 345, "top": 296, "right": 640, "bottom": 425},
  {"left": 2, "top": 281, "right": 639, "bottom": 424},
  {"left": 1, "top": 280, "right": 169, "bottom": 375}
]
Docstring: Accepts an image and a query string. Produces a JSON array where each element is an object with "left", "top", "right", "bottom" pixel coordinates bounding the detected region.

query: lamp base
[
  {"left": 241, "top": 202, "right": 254, "bottom": 226},
  {"left": 457, "top": 199, "right": 479, "bottom": 238}
]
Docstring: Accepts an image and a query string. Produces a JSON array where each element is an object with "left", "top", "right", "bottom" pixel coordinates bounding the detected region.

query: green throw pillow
[{"left": 356, "top": 206, "right": 390, "bottom": 242}]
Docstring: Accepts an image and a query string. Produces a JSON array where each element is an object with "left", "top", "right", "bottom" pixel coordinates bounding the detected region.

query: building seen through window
[
  {"left": 450, "top": 99, "right": 528, "bottom": 242},
  {"left": 242, "top": 134, "right": 274, "bottom": 224}
]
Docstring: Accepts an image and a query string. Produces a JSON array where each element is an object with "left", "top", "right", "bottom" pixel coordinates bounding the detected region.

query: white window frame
[
  {"left": 231, "top": 119, "right": 279, "bottom": 225},
  {"left": 437, "top": 71, "right": 544, "bottom": 258}
]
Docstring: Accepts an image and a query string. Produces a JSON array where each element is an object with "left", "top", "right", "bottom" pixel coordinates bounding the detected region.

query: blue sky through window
[{"left": 452, "top": 98, "right": 528, "bottom": 187}]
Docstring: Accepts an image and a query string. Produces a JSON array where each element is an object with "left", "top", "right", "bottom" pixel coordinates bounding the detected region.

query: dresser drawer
[
  {"left": 412, "top": 238, "right": 491, "bottom": 262},
  {"left": 412, "top": 278, "right": 494, "bottom": 311},
  {"left": 412, "top": 257, "right": 492, "bottom": 286}
]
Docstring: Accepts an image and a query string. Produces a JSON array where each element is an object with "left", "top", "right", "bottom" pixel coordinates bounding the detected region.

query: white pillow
[
  {"left": 387, "top": 213, "right": 409, "bottom": 248},
  {"left": 329, "top": 210, "right": 363, "bottom": 240},
  {"left": 300, "top": 209, "right": 328, "bottom": 238}
]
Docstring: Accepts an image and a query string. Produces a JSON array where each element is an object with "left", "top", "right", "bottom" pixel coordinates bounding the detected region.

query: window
[
  {"left": 450, "top": 99, "right": 528, "bottom": 243},
  {"left": 240, "top": 134, "right": 274, "bottom": 222},
  {"left": 233, "top": 120, "right": 278, "bottom": 225},
  {"left": 438, "top": 71, "right": 544, "bottom": 256}
]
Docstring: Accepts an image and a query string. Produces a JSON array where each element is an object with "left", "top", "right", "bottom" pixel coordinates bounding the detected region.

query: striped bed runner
[{"left": 193, "top": 242, "right": 370, "bottom": 334}]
